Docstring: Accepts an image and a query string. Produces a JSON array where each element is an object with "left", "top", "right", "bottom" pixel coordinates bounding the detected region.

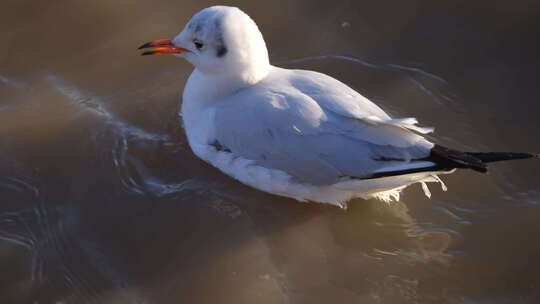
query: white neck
[{"left": 183, "top": 66, "right": 269, "bottom": 109}]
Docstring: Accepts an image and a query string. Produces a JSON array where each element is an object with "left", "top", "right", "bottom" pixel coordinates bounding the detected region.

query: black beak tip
[{"left": 138, "top": 42, "right": 151, "bottom": 50}]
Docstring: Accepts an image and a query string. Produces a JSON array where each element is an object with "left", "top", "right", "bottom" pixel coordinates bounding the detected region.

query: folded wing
[{"left": 212, "top": 68, "right": 437, "bottom": 185}]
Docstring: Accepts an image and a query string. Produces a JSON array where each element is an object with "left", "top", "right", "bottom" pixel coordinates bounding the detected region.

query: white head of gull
[{"left": 139, "top": 6, "right": 538, "bottom": 208}]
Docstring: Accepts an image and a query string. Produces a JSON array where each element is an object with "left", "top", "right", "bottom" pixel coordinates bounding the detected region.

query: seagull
[{"left": 139, "top": 6, "right": 538, "bottom": 207}]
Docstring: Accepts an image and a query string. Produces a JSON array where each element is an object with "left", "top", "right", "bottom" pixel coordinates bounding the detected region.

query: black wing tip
[
  {"left": 467, "top": 151, "right": 539, "bottom": 163},
  {"left": 429, "top": 144, "right": 487, "bottom": 172},
  {"left": 365, "top": 148, "right": 536, "bottom": 180},
  {"left": 522, "top": 152, "right": 539, "bottom": 159}
]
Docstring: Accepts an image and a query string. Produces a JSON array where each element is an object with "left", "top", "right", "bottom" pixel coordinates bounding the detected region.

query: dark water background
[{"left": 1, "top": 0, "right": 540, "bottom": 303}]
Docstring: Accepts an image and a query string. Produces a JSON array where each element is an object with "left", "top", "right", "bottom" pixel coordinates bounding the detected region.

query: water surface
[{"left": 1, "top": 0, "right": 540, "bottom": 303}]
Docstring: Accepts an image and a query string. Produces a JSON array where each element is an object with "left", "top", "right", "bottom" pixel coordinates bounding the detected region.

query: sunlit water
[{"left": 1, "top": 1, "right": 539, "bottom": 303}]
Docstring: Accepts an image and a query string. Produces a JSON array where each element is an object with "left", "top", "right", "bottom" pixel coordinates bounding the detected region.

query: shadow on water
[{"left": 1, "top": 0, "right": 539, "bottom": 303}]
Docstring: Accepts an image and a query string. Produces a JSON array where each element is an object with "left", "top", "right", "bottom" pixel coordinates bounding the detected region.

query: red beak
[{"left": 138, "top": 39, "right": 188, "bottom": 56}]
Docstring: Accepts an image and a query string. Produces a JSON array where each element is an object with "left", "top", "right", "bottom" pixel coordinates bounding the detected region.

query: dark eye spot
[
  {"left": 216, "top": 46, "right": 228, "bottom": 57},
  {"left": 193, "top": 40, "right": 203, "bottom": 50}
]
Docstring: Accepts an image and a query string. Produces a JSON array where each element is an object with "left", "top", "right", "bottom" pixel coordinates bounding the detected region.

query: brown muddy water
[{"left": 1, "top": 0, "right": 540, "bottom": 303}]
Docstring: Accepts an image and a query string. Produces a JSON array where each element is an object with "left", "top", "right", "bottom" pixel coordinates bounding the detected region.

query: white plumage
[{"left": 142, "top": 6, "right": 455, "bottom": 207}]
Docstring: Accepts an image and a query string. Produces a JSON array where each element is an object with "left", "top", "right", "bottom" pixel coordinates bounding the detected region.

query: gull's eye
[{"left": 193, "top": 40, "right": 204, "bottom": 50}]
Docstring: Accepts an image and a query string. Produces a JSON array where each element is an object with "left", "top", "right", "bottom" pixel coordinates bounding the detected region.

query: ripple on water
[
  {"left": 46, "top": 74, "right": 170, "bottom": 142},
  {"left": 280, "top": 55, "right": 457, "bottom": 105},
  {"left": 43, "top": 73, "right": 200, "bottom": 199},
  {"left": 0, "top": 73, "right": 192, "bottom": 302},
  {"left": 0, "top": 200, "right": 143, "bottom": 302},
  {"left": 0, "top": 74, "right": 27, "bottom": 89}
]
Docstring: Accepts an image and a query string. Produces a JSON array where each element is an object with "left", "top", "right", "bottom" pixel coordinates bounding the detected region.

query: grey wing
[
  {"left": 213, "top": 86, "right": 434, "bottom": 185},
  {"left": 288, "top": 68, "right": 435, "bottom": 134}
]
